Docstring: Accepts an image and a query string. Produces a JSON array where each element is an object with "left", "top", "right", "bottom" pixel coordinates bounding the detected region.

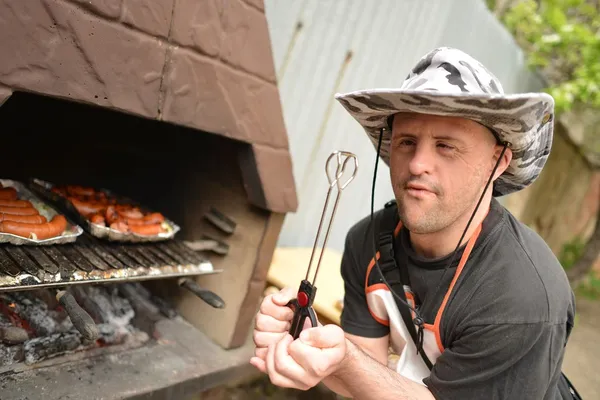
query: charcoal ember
[
  {"left": 23, "top": 330, "right": 82, "bottom": 365},
  {"left": 32, "top": 289, "right": 59, "bottom": 309},
  {"left": 1, "top": 292, "right": 57, "bottom": 336},
  {"left": 96, "top": 323, "right": 134, "bottom": 345},
  {"left": 71, "top": 285, "right": 108, "bottom": 323},
  {"left": 0, "top": 343, "right": 23, "bottom": 367},
  {"left": 0, "top": 326, "right": 29, "bottom": 344},
  {"left": 118, "top": 283, "right": 160, "bottom": 317},
  {"left": 0, "top": 310, "right": 12, "bottom": 327},
  {"left": 150, "top": 295, "right": 178, "bottom": 319},
  {"left": 83, "top": 285, "right": 134, "bottom": 327},
  {"left": 130, "top": 283, "right": 177, "bottom": 319},
  {"left": 54, "top": 312, "right": 74, "bottom": 333}
]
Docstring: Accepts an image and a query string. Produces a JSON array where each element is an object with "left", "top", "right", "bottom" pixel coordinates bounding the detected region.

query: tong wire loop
[{"left": 305, "top": 151, "right": 358, "bottom": 284}]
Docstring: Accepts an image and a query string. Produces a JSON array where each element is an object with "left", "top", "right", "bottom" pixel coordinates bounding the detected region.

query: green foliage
[
  {"left": 575, "top": 273, "right": 600, "bottom": 299},
  {"left": 559, "top": 236, "right": 599, "bottom": 299},
  {"left": 559, "top": 235, "right": 587, "bottom": 270},
  {"left": 498, "top": 0, "right": 600, "bottom": 115}
]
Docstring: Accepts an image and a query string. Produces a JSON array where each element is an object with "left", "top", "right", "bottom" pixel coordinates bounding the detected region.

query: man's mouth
[{"left": 405, "top": 183, "right": 436, "bottom": 198}]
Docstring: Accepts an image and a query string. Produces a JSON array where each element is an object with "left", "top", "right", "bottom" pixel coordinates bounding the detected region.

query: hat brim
[{"left": 334, "top": 88, "right": 555, "bottom": 197}]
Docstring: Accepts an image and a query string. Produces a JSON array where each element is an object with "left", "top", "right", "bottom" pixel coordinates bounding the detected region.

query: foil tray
[
  {"left": 0, "top": 179, "right": 83, "bottom": 246},
  {"left": 29, "top": 178, "right": 181, "bottom": 243}
]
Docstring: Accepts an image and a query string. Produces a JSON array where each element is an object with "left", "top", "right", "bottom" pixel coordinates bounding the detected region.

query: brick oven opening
[{"left": 0, "top": 90, "right": 250, "bottom": 229}]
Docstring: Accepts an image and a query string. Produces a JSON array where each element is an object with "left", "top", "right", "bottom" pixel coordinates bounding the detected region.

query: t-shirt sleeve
[
  {"left": 339, "top": 228, "right": 389, "bottom": 338},
  {"left": 423, "top": 321, "right": 567, "bottom": 399}
]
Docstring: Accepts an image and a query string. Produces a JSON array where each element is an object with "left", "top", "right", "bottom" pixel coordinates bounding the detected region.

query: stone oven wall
[{"left": 0, "top": 0, "right": 297, "bottom": 214}]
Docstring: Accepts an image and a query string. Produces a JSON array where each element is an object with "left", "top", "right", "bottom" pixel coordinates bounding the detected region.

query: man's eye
[
  {"left": 437, "top": 143, "right": 454, "bottom": 150},
  {"left": 398, "top": 140, "right": 415, "bottom": 146}
]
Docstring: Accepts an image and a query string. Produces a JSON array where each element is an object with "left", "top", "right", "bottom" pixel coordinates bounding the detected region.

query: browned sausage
[
  {"left": 66, "top": 185, "right": 96, "bottom": 197},
  {"left": 0, "top": 199, "right": 32, "bottom": 208},
  {"left": 120, "top": 212, "right": 165, "bottom": 226},
  {"left": 0, "top": 188, "right": 17, "bottom": 200},
  {"left": 129, "top": 223, "right": 165, "bottom": 236},
  {"left": 90, "top": 213, "right": 105, "bottom": 226},
  {"left": 0, "top": 206, "right": 39, "bottom": 216},
  {"left": 69, "top": 198, "right": 106, "bottom": 217},
  {"left": 0, "top": 214, "right": 47, "bottom": 224},
  {"left": 109, "top": 220, "right": 130, "bottom": 233},
  {"left": 115, "top": 206, "right": 144, "bottom": 219},
  {"left": 0, "top": 215, "right": 67, "bottom": 240}
]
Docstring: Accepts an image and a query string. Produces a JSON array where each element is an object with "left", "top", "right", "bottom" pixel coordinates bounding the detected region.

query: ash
[
  {"left": 0, "top": 283, "right": 157, "bottom": 369},
  {"left": 2, "top": 292, "right": 58, "bottom": 336}
]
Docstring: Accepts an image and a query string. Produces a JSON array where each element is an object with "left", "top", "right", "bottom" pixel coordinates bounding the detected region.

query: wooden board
[{"left": 267, "top": 247, "right": 344, "bottom": 325}]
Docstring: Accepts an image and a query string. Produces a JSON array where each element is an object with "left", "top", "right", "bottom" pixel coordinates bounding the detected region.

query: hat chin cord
[{"left": 368, "top": 127, "right": 508, "bottom": 358}]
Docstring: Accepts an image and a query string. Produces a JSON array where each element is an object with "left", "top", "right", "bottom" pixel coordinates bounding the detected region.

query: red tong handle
[{"left": 286, "top": 279, "right": 318, "bottom": 339}]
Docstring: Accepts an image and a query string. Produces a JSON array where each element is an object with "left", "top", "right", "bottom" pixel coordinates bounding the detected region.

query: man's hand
[
  {"left": 250, "top": 287, "right": 297, "bottom": 372},
  {"left": 262, "top": 324, "right": 348, "bottom": 390}
]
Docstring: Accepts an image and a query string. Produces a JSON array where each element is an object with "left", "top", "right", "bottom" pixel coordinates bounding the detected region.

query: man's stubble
[{"left": 393, "top": 166, "right": 488, "bottom": 235}]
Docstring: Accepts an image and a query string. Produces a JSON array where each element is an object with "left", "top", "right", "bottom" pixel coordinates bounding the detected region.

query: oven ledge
[{"left": 0, "top": 318, "right": 258, "bottom": 400}]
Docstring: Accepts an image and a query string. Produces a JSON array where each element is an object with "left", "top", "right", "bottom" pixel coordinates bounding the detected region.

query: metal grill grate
[{"left": 0, "top": 234, "right": 218, "bottom": 292}]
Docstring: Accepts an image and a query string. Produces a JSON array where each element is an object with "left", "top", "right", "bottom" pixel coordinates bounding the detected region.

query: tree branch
[{"left": 567, "top": 189, "right": 600, "bottom": 286}]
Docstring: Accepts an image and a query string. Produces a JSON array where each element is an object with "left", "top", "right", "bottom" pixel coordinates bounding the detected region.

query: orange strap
[
  {"left": 364, "top": 217, "right": 485, "bottom": 354},
  {"left": 424, "top": 223, "right": 482, "bottom": 352}
]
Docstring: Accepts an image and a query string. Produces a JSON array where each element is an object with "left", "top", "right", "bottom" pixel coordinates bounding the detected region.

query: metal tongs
[{"left": 287, "top": 151, "right": 358, "bottom": 339}]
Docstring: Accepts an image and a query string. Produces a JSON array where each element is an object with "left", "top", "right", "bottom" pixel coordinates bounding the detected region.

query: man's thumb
[{"left": 299, "top": 325, "right": 344, "bottom": 348}]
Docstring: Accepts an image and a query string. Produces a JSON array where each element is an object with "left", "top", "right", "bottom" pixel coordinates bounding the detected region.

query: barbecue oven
[{"left": 0, "top": 0, "right": 297, "bottom": 398}]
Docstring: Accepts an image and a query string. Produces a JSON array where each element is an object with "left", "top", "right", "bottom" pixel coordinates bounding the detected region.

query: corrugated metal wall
[{"left": 265, "top": 0, "right": 545, "bottom": 253}]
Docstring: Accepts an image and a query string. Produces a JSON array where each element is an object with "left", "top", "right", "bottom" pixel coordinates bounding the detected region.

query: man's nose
[{"left": 408, "top": 144, "right": 434, "bottom": 176}]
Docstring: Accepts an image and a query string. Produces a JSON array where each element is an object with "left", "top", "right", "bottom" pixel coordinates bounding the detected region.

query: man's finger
[
  {"left": 299, "top": 324, "right": 346, "bottom": 349},
  {"left": 254, "top": 347, "right": 267, "bottom": 359},
  {"left": 250, "top": 356, "right": 266, "bottom": 373},
  {"left": 253, "top": 330, "right": 287, "bottom": 348},
  {"left": 266, "top": 341, "right": 309, "bottom": 390},
  {"left": 255, "top": 312, "right": 291, "bottom": 332},
  {"left": 259, "top": 297, "right": 294, "bottom": 322},
  {"left": 273, "top": 334, "right": 313, "bottom": 385}
]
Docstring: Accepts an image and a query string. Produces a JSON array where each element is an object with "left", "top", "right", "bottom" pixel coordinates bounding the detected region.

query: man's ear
[{"left": 491, "top": 145, "right": 513, "bottom": 181}]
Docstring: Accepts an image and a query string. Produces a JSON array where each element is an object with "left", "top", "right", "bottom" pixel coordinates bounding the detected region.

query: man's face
[{"left": 389, "top": 112, "right": 502, "bottom": 234}]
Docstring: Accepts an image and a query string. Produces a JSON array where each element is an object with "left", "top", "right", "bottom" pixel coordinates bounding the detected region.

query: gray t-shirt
[{"left": 340, "top": 198, "right": 576, "bottom": 399}]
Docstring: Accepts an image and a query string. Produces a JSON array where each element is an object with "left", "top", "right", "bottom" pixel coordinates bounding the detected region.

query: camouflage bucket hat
[{"left": 334, "top": 47, "right": 555, "bottom": 196}]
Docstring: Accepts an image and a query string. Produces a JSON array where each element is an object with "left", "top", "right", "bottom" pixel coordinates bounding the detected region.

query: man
[{"left": 250, "top": 47, "right": 578, "bottom": 399}]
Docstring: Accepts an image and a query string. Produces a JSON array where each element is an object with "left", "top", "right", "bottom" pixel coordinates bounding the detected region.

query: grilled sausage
[
  {"left": 120, "top": 212, "right": 165, "bottom": 226},
  {"left": 129, "top": 223, "right": 165, "bottom": 236},
  {"left": 90, "top": 213, "right": 105, "bottom": 226},
  {"left": 0, "top": 215, "right": 67, "bottom": 240},
  {"left": 66, "top": 185, "right": 96, "bottom": 197},
  {"left": 0, "top": 187, "right": 17, "bottom": 200},
  {"left": 115, "top": 206, "right": 144, "bottom": 219},
  {"left": 0, "top": 206, "right": 39, "bottom": 216},
  {"left": 0, "top": 199, "right": 33, "bottom": 208},
  {"left": 0, "top": 214, "right": 47, "bottom": 224},
  {"left": 109, "top": 220, "right": 130, "bottom": 233},
  {"left": 69, "top": 198, "right": 106, "bottom": 217}
]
